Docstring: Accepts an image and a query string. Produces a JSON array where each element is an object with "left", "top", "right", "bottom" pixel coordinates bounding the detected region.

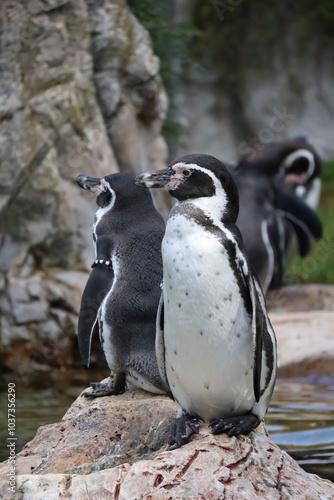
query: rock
[
  {"left": 8, "top": 281, "right": 30, "bottom": 303},
  {"left": 267, "top": 284, "right": 334, "bottom": 313},
  {"left": 270, "top": 310, "right": 334, "bottom": 378},
  {"left": 0, "top": 389, "right": 333, "bottom": 499},
  {"left": 51, "top": 271, "right": 89, "bottom": 291},
  {"left": 9, "top": 388, "right": 176, "bottom": 476},
  {"left": 266, "top": 284, "right": 334, "bottom": 377},
  {"left": 26, "top": 278, "right": 44, "bottom": 300},
  {"left": 11, "top": 301, "right": 49, "bottom": 325},
  {"left": 85, "top": 0, "right": 168, "bottom": 175}
]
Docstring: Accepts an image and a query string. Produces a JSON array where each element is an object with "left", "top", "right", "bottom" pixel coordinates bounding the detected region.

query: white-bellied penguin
[
  {"left": 76, "top": 172, "right": 166, "bottom": 397},
  {"left": 134, "top": 154, "right": 277, "bottom": 446}
]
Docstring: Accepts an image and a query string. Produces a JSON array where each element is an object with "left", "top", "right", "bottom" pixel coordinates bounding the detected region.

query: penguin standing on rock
[
  {"left": 76, "top": 172, "right": 166, "bottom": 397},
  {"left": 134, "top": 154, "right": 277, "bottom": 446}
]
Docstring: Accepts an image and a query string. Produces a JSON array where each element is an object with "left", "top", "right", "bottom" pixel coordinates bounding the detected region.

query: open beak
[
  {"left": 134, "top": 167, "right": 174, "bottom": 189},
  {"left": 284, "top": 172, "right": 308, "bottom": 185},
  {"left": 76, "top": 175, "right": 106, "bottom": 194}
]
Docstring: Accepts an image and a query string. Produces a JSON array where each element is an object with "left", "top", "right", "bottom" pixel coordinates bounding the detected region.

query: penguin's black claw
[
  {"left": 209, "top": 414, "right": 260, "bottom": 437},
  {"left": 168, "top": 414, "right": 201, "bottom": 446}
]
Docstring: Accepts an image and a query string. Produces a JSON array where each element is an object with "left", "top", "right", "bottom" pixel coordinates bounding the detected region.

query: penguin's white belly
[{"left": 162, "top": 215, "right": 255, "bottom": 422}]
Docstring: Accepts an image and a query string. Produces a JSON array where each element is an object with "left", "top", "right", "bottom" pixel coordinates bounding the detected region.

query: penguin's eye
[{"left": 182, "top": 170, "right": 190, "bottom": 177}]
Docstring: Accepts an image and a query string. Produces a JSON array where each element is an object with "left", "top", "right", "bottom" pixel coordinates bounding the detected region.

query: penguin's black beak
[
  {"left": 76, "top": 175, "right": 106, "bottom": 194},
  {"left": 134, "top": 167, "right": 173, "bottom": 189}
]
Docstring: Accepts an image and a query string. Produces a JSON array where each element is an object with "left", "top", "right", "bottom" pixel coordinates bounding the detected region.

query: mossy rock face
[{"left": 0, "top": 0, "right": 107, "bottom": 351}]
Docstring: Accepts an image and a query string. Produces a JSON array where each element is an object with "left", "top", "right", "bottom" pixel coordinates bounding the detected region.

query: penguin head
[
  {"left": 238, "top": 140, "right": 320, "bottom": 185},
  {"left": 76, "top": 174, "right": 114, "bottom": 208},
  {"left": 135, "top": 153, "right": 239, "bottom": 222},
  {"left": 76, "top": 172, "right": 156, "bottom": 211},
  {"left": 281, "top": 147, "right": 319, "bottom": 187}
]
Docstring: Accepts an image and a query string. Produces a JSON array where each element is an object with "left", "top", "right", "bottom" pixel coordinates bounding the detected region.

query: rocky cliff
[{"left": 0, "top": 0, "right": 168, "bottom": 372}]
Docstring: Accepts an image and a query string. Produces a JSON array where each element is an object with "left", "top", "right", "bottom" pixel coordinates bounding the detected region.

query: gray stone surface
[
  {"left": 12, "top": 301, "right": 49, "bottom": 325},
  {"left": 85, "top": 0, "right": 168, "bottom": 174}
]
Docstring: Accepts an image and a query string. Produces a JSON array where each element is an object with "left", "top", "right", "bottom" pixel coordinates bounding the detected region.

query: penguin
[
  {"left": 134, "top": 153, "right": 277, "bottom": 446},
  {"left": 233, "top": 140, "right": 322, "bottom": 291},
  {"left": 76, "top": 172, "right": 166, "bottom": 397},
  {"left": 237, "top": 138, "right": 322, "bottom": 209},
  {"left": 231, "top": 167, "right": 322, "bottom": 292},
  {"left": 231, "top": 168, "right": 282, "bottom": 292}
]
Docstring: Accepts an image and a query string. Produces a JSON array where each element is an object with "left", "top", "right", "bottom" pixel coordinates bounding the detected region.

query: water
[
  {"left": 1, "top": 373, "right": 333, "bottom": 482},
  {"left": 266, "top": 378, "right": 334, "bottom": 482}
]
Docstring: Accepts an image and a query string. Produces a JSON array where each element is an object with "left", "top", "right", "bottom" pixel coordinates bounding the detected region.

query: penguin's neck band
[{"left": 91, "top": 259, "right": 112, "bottom": 270}]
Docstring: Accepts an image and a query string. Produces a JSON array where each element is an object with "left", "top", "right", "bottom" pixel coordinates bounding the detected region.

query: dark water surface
[
  {"left": 266, "top": 377, "right": 334, "bottom": 482},
  {"left": 1, "top": 373, "right": 333, "bottom": 483}
]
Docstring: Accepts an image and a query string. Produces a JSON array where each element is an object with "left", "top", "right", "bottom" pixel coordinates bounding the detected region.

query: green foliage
[{"left": 285, "top": 161, "right": 334, "bottom": 284}]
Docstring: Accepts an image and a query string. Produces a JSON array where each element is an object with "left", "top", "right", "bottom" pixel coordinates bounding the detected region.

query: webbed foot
[
  {"left": 209, "top": 414, "right": 260, "bottom": 437},
  {"left": 168, "top": 414, "right": 201, "bottom": 446},
  {"left": 83, "top": 372, "right": 126, "bottom": 398}
]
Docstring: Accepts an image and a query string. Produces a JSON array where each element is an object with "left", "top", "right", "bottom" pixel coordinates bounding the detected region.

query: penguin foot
[
  {"left": 83, "top": 382, "right": 117, "bottom": 398},
  {"left": 168, "top": 414, "right": 201, "bottom": 447},
  {"left": 83, "top": 373, "right": 126, "bottom": 398},
  {"left": 209, "top": 414, "right": 260, "bottom": 437}
]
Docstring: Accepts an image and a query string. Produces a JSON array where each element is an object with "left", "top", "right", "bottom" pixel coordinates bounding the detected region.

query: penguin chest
[{"left": 162, "top": 215, "right": 255, "bottom": 422}]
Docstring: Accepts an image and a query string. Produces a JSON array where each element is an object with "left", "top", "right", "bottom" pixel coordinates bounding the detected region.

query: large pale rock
[
  {"left": 270, "top": 310, "right": 334, "bottom": 377},
  {"left": 0, "top": 389, "right": 333, "bottom": 499},
  {"left": 267, "top": 285, "right": 334, "bottom": 377},
  {"left": 267, "top": 284, "right": 334, "bottom": 313}
]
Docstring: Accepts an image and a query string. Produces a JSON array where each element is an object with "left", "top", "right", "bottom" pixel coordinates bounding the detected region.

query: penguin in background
[
  {"left": 237, "top": 138, "right": 322, "bottom": 209},
  {"left": 234, "top": 139, "right": 322, "bottom": 291},
  {"left": 76, "top": 172, "right": 166, "bottom": 397},
  {"left": 135, "top": 154, "right": 277, "bottom": 446},
  {"left": 231, "top": 168, "right": 282, "bottom": 293}
]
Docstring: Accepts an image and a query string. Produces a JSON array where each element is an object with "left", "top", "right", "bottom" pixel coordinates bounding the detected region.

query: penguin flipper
[
  {"left": 247, "top": 274, "right": 263, "bottom": 403},
  {"left": 228, "top": 225, "right": 264, "bottom": 403},
  {"left": 155, "top": 293, "right": 172, "bottom": 395},
  {"left": 78, "top": 265, "right": 114, "bottom": 366},
  {"left": 274, "top": 189, "right": 322, "bottom": 256}
]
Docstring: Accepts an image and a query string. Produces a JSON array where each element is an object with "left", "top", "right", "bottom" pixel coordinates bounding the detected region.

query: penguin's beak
[
  {"left": 134, "top": 167, "right": 174, "bottom": 189},
  {"left": 76, "top": 175, "right": 106, "bottom": 194}
]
